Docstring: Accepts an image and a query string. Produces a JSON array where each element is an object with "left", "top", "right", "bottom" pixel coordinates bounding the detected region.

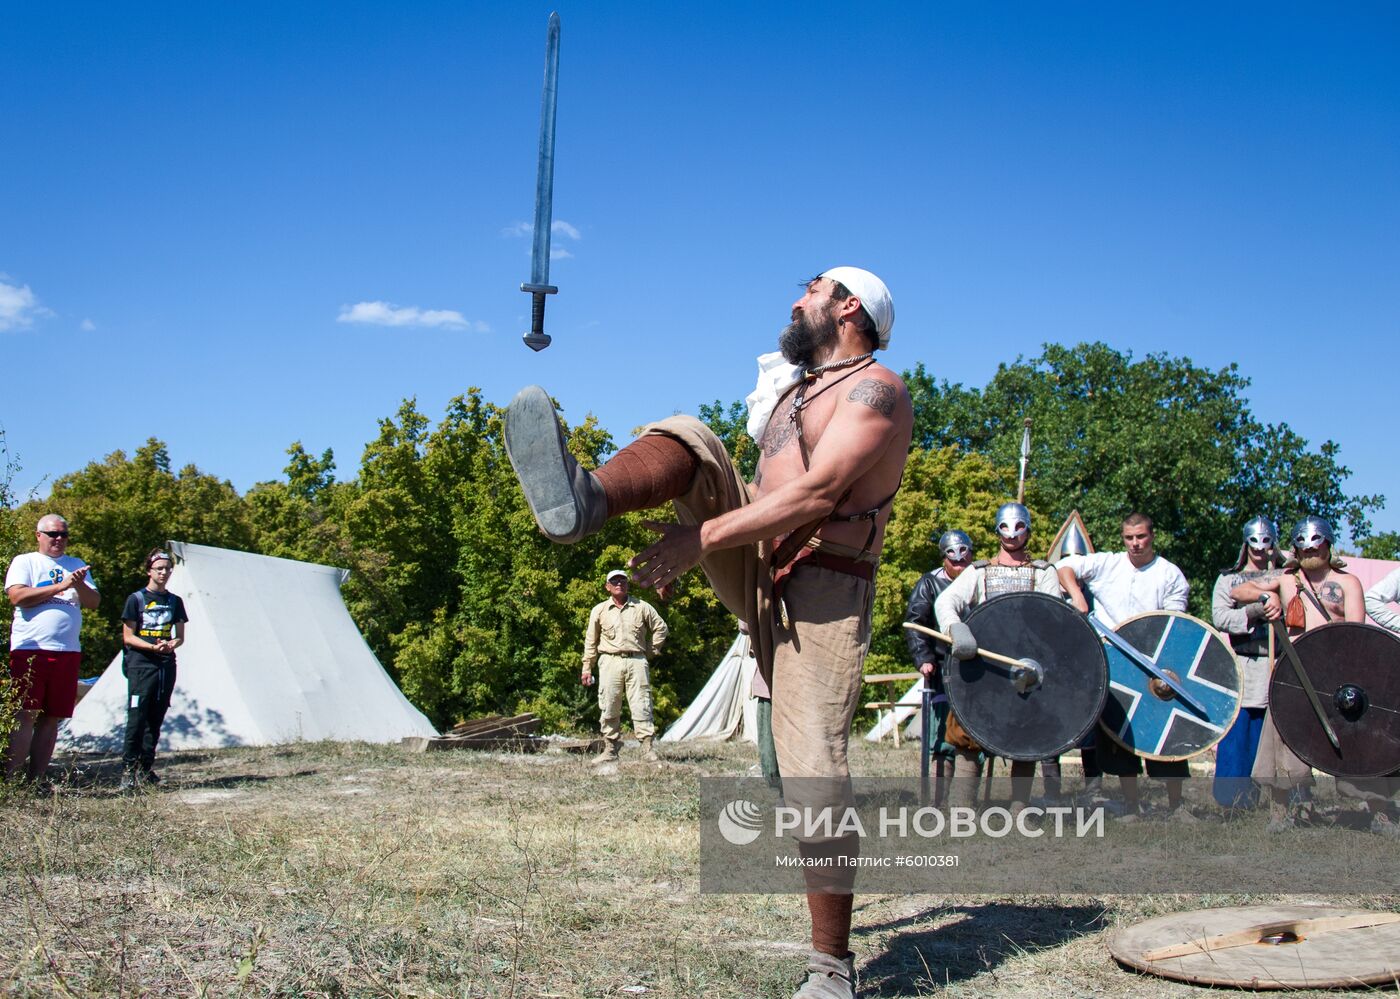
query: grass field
[{"left": 1, "top": 739, "right": 1395, "bottom": 998}]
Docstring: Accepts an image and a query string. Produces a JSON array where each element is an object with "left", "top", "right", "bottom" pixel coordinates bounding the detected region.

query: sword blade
[
  {"left": 520, "top": 12, "right": 560, "bottom": 351},
  {"left": 1270, "top": 619, "right": 1343, "bottom": 752},
  {"left": 529, "top": 13, "right": 560, "bottom": 288},
  {"left": 1089, "top": 614, "right": 1211, "bottom": 717}
]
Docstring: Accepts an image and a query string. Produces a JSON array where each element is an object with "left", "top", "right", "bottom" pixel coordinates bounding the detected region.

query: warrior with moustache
[{"left": 934, "top": 503, "right": 1065, "bottom": 811}]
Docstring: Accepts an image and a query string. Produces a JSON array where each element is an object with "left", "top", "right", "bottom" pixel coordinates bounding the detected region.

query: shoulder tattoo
[
  {"left": 1320, "top": 581, "right": 1345, "bottom": 606},
  {"left": 761, "top": 396, "right": 796, "bottom": 457},
  {"left": 847, "top": 378, "right": 896, "bottom": 417}
]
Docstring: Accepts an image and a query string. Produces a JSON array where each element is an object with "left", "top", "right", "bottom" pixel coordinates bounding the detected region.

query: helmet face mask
[
  {"left": 995, "top": 503, "right": 1031, "bottom": 543},
  {"left": 1243, "top": 516, "right": 1278, "bottom": 553},
  {"left": 1290, "top": 515, "right": 1335, "bottom": 553},
  {"left": 938, "top": 530, "right": 973, "bottom": 564}
]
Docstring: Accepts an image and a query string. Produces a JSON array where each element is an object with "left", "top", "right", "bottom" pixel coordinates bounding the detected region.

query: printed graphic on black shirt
[{"left": 122, "top": 589, "right": 188, "bottom": 668}]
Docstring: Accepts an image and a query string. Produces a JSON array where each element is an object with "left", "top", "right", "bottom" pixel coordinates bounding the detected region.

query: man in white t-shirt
[
  {"left": 5, "top": 514, "right": 99, "bottom": 786},
  {"left": 1058, "top": 513, "right": 1194, "bottom": 820}
]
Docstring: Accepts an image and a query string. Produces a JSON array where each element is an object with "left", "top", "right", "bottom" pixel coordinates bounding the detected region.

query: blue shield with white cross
[{"left": 1101, "top": 611, "right": 1243, "bottom": 760}]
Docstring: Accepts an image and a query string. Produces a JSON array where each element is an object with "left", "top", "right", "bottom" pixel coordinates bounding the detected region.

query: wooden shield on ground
[
  {"left": 1110, "top": 904, "right": 1400, "bottom": 989},
  {"left": 942, "top": 592, "right": 1107, "bottom": 761},
  {"left": 1100, "top": 611, "right": 1242, "bottom": 761},
  {"left": 1271, "top": 621, "right": 1400, "bottom": 780}
]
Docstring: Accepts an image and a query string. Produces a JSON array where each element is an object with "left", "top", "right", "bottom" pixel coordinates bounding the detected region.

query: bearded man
[
  {"left": 934, "top": 503, "right": 1065, "bottom": 811},
  {"left": 1231, "top": 516, "right": 1394, "bottom": 834},
  {"left": 506, "top": 267, "right": 912, "bottom": 999},
  {"left": 1209, "top": 516, "right": 1285, "bottom": 809}
]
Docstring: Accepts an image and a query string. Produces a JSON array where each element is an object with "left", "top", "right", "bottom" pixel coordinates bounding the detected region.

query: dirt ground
[{"left": 0, "top": 739, "right": 1395, "bottom": 998}]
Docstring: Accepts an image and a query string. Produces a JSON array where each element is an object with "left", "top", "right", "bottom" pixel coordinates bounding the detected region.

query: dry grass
[{"left": 0, "top": 740, "right": 1395, "bottom": 998}]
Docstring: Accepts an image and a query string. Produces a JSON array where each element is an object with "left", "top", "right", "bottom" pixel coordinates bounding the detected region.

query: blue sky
[{"left": 4, "top": 3, "right": 1398, "bottom": 536}]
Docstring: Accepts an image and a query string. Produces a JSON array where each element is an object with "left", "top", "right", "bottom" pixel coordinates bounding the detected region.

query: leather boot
[
  {"left": 640, "top": 736, "right": 661, "bottom": 763},
  {"left": 593, "top": 739, "right": 621, "bottom": 765},
  {"left": 793, "top": 950, "right": 856, "bottom": 999},
  {"left": 505, "top": 385, "right": 608, "bottom": 544}
]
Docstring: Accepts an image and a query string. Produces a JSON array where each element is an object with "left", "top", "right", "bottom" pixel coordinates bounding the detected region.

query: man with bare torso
[
  {"left": 1230, "top": 516, "right": 1368, "bottom": 830},
  {"left": 505, "top": 267, "right": 912, "bottom": 999}
]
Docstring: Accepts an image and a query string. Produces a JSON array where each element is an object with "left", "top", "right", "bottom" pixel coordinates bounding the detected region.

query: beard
[
  {"left": 1299, "top": 554, "right": 1329, "bottom": 571},
  {"left": 778, "top": 306, "right": 840, "bottom": 367}
]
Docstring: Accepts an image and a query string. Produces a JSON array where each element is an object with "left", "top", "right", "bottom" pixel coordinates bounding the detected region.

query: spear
[{"left": 1016, "top": 418, "right": 1032, "bottom": 504}]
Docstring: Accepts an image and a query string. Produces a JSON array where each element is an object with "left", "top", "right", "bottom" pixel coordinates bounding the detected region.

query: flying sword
[{"left": 520, "top": 12, "right": 561, "bottom": 352}]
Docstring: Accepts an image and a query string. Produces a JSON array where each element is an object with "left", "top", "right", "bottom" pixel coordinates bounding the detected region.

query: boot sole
[{"left": 505, "top": 386, "right": 584, "bottom": 541}]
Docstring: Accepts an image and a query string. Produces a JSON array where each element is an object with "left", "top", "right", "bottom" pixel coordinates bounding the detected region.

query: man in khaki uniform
[{"left": 582, "top": 570, "right": 668, "bottom": 763}]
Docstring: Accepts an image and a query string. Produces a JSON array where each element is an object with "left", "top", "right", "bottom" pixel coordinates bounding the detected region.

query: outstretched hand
[{"left": 629, "top": 520, "right": 703, "bottom": 590}]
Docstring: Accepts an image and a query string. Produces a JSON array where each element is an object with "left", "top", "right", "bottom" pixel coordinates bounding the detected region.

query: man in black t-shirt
[{"left": 120, "top": 549, "right": 188, "bottom": 788}]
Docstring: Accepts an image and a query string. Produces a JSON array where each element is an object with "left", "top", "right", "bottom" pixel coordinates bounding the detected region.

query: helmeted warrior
[
  {"left": 1210, "top": 515, "right": 1286, "bottom": 809},
  {"left": 904, "top": 529, "right": 975, "bottom": 804},
  {"left": 934, "top": 502, "right": 1064, "bottom": 809},
  {"left": 1231, "top": 514, "right": 1379, "bottom": 832}
]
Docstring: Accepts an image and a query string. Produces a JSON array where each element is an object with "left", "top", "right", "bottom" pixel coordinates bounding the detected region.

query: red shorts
[{"left": 8, "top": 649, "right": 80, "bottom": 717}]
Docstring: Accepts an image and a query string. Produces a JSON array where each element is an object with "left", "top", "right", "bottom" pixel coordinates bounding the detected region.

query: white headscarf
[{"left": 821, "top": 266, "right": 894, "bottom": 350}]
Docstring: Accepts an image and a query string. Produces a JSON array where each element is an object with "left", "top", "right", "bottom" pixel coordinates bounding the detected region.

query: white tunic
[
  {"left": 1059, "top": 552, "right": 1188, "bottom": 629},
  {"left": 1365, "top": 566, "right": 1400, "bottom": 634}
]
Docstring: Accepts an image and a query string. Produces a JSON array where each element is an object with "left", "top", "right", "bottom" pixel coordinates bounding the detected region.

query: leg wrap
[
  {"left": 801, "top": 836, "right": 858, "bottom": 958},
  {"left": 1009, "top": 760, "right": 1035, "bottom": 805},
  {"left": 949, "top": 749, "right": 982, "bottom": 809},
  {"left": 594, "top": 435, "right": 698, "bottom": 516}
]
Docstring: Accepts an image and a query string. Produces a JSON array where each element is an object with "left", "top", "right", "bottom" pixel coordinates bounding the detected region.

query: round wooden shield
[
  {"left": 1100, "top": 611, "right": 1242, "bottom": 761},
  {"left": 1270, "top": 621, "right": 1400, "bottom": 780},
  {"left": 942, "top": 592, "right": 1108, "bottom": 761},
  {"left": 1110, "top": 904, "right": 1400, "bottom": 989}
]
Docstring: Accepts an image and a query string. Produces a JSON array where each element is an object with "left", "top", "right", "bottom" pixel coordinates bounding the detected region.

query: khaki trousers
[{"left": 597, "top": 653, "right": 654, "bottom": 743}]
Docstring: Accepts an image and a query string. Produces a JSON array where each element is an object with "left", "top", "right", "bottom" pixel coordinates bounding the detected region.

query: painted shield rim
[{"left": 1098, "top": 610, "right": 1244, "bottom": 762}]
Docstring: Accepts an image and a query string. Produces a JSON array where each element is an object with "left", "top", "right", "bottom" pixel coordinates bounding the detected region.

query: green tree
[
  {"left": 698, "top": 399, "right": 759, "bottom": 481},
  {"left": 1357, "top": 532, "right": 1400, "bottom": 561},
  {"left": 905, "top": 343, "right": 1383, "bottom": 613}
]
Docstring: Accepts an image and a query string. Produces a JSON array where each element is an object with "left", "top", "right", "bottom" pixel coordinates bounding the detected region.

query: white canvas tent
[
  {"left": 660, "top": 632, "right": 758, "bottom": 743},
  {"left": 60, "top": 541, "right": 437, "bottom": 751}
]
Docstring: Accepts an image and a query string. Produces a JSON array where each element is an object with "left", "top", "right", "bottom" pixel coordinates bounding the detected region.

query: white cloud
[
  {"left": 337, "top": 301, "right": 489, "bottom": 332},
  {"left": 0, "top": 275, "right": 54, "bottom": 332},
  {"left": 551, "top": 246, "right": 574, "bottom": 260},
  {"left": 80, "top": 318, "right": 96, "bottom": 332},
  {"left": 501, "top": 219, "right": 582, "bottom": 241}
]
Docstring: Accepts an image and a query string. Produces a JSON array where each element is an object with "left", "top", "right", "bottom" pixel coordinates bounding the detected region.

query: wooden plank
[
  {"left": 450, "top": 712, "right": 538, "bottom": 736},
  {"left": 444, "top": 717, "right": 541, "bottom": 741},
  {"left": 425, "top": 735, "right": 545, "bottom": 754}
]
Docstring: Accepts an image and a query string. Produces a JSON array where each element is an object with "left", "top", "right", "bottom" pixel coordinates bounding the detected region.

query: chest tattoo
[
  {"left": 847, "top": 378, "right": 896, "bottom": 417},
  {"left": 761, "top": 396, "right": 797, "bottom": 457},
  {"left": 1319, "top": 580, "right": 1346, "bottom": 611}
]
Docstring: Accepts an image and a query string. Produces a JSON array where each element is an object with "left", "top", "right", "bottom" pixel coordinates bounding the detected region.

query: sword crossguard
[{"left": 520, "top": 283, "right": 558, "bottom": 352}]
